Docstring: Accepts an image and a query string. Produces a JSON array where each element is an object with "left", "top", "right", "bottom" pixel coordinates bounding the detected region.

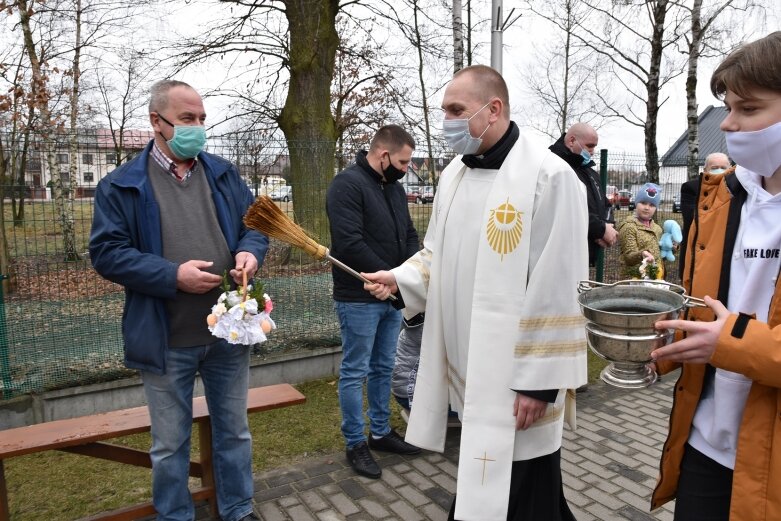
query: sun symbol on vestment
[{"left": 486, "top": 198, "right": 522, "bottom": 260}]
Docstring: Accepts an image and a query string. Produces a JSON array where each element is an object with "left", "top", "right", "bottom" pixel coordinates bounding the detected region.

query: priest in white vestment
[{"left": 364, "top": 65, "right": 590, "bottom": 521}]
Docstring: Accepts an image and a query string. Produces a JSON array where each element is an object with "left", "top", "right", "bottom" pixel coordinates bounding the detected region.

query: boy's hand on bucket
[{"left": 651, "top": 296, "right": 730, "bottom": 364}]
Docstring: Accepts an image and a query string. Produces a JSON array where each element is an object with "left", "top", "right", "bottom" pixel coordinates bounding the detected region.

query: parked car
[
  {"left": 270, "top": 186, "right": 292, "bottom": 202},
  {"left": 405, "top": 186, "right": 421, "bottom": 203},
  {"left": 672, "top": 195, "right": 681, "bottom": 213},
  {"left": 417, "top": 186, "right": 435, "bottom": 204},
  {"left": 615, "top": 189, "right": 632, "bottom": 209},
  {"left": 628, "top": 195, "right": 636, "bottom": 211}
]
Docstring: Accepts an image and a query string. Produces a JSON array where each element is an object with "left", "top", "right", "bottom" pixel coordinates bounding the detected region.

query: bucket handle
[
  {"left": 684, "top": 295, "right": 707, "bottom": 308},
  {"left": 578, "top": 279, "right": 685, "bottom": 294},
  {"left": 577, "top": 279, "right": 708, "bottom": 308}
]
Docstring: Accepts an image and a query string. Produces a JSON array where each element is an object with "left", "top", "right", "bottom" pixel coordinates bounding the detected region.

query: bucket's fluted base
[{"left": 600, "top": 362, "right": 657, "bottom": 389}]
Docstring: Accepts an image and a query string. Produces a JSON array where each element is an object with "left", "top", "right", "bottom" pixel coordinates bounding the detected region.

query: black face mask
[{"left": 382, "top": 154, "right": 406, "bottom": 183}]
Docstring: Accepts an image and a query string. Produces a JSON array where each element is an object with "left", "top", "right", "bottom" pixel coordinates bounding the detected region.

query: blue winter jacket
[{"left": 89, "top": 141, "right": 268, "bottom": 374}]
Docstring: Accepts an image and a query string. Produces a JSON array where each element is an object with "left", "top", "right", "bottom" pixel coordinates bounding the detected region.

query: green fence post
[
  {"left": 0, "top": 274, "right": 9, "bottom": 398},
  {"left": 596, "top": 149, "right": 609, "bottom": 282}
]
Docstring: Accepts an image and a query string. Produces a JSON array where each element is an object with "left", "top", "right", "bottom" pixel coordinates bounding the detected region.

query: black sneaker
[
  {"left": 368, "top": 428, "right": 421, "bottom": 455},
  {"left": 346, "top": 441, "right": 382, "bottom": 479}
]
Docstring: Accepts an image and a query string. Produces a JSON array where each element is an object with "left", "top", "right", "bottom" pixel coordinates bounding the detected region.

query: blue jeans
[
  {"left": 335, "top": 301, "right": 402, "bottom": 448},
  {"left": 140, "top": 340, "right": 254, "bottom": 521}
]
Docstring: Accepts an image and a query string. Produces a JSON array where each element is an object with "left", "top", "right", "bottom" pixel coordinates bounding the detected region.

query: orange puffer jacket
[{"left": 651, "top": 171, "right": 781, "bottom": 521}]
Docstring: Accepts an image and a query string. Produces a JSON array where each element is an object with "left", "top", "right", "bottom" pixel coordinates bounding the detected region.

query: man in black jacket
[
  {"left": 326, "top": 125, "right": 421, "bottom": 479},
  {"left": 549, "top": 123, "right": 616, "bottom": 266}
]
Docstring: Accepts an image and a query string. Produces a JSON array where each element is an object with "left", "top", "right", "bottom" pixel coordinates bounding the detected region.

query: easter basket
[{"left": 206, "top": 269, "right": 275, "bottom": 345}]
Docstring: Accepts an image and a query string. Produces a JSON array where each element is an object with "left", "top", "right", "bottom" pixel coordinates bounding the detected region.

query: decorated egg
[{"left": 260, "top": 319, "right": 272, "bottom": 334}]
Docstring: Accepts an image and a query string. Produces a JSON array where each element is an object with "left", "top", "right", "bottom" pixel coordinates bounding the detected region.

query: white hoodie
[{"left": 689, "top": 166, "right": 781, "bottom": 469}]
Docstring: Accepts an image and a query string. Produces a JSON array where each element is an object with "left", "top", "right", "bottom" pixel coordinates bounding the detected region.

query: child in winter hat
[
  {"left": 634, "top": 183, "right": 662, "bottom": 207},
  {"left": 617, "top": 182, "right": 663, "bottom": 279}
]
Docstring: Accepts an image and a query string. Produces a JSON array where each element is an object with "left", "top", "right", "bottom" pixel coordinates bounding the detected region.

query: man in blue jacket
[
  {"left": 326, "top": 125, "right": 421, "bottom": 479},
  {"left": 89, "top": 80, "right": 267, "bottom": 521}
]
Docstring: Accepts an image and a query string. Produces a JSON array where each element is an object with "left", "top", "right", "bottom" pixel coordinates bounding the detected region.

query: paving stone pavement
[{"left": 200, "top": 373, "right": 680, "bottom": 521}]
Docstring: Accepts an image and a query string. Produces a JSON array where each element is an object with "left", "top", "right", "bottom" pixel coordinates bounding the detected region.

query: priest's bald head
[{"left": 441, "top": 65, "right": 511, "bottom": 155}]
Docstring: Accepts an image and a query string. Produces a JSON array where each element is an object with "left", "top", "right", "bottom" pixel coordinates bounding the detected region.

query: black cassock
[{"left": 448, "top": 449, "right": 576, "bottom": 521}]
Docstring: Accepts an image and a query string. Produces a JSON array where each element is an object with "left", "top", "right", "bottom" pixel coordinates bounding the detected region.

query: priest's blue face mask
[
  {"left": 442, "top": 102, "right": 492, "bottom": 155},
  {"left": 156, "top": 113, "right": 207, "bottom": 160}
]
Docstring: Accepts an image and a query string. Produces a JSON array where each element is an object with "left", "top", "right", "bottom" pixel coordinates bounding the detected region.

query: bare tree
[
  {"left": 521, "top": 0, "right": 613, "bottom": 139},
  {"left": 5, "top": 0, "right": 147, "bottom": 261},
  {"left": 0, "top": 39, "right": 38, "bottom": 229},
  {"left": 12, "top": 0, "right": 82, "bottom": 261},
  {"left": 375, "top": 0, "right": 453, "bottom": 186},
  {"left": 332, "top": 19, "right": 392, "bottom": 170},
  {"left": 95, "top": 49, "right": 156, "bottom": 167},
  {"left": 679, "top": 0, "right": 757, "bottom": 180},
  {"left": 174, "top": 0, "right": 341, "bottom": 242},
  {"left": 569, "top": 0, "right": 686, "bottom": 182}
]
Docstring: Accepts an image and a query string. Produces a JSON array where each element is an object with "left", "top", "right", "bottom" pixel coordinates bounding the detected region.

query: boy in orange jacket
[{"left": 650, "top": 31, "right": 781, "bottom": 521}]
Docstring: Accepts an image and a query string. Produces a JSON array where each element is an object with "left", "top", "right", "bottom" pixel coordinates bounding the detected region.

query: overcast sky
[
  {"left": 131, "top": 1, "right": 781, "bottom": 157},
  {"left": 501, "top": 2, "right": 781, "bottom": 155}
]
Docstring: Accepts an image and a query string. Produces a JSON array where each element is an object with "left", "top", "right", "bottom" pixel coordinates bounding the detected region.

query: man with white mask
[
  {"left": 362, "top": 65, "right": 589, "bottom": 521},
  {"left": 651, "top": 31, "right": 781, "bottom": 521}
]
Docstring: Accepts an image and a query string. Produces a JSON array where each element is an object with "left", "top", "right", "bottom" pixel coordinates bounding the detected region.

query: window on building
[
  {"left": 106, "top": 153, "right": 117, "bottom": 164},
  {"left": 56, "top": 153, "right": 69, "bottom": 164},
  {"left": 83, "top": 172, "right": 94, "bottom": 183},
  {"left": 82, "top": 153, "right": 93, "bottom": 165}
]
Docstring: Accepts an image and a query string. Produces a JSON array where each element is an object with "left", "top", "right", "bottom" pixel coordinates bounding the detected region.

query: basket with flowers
[{"left": 206, "top": 269, "right": 275, "bottom": 345}]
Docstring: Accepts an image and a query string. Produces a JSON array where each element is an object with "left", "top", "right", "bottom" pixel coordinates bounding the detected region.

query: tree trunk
[
  {"left": 0, "top": 134, "right": 12, "bottom": 294},
  {"left": 277, "top": 0, "right": 340, "bottom": 246},
  {"left": 17, "top": 0, "right": 80, "bottom": 261},
  {"left": 414, "top": 0, "right": 437, "bottom": 187},
  {"left": 466, "top": 0, "right": 472, "bottom": 66},
  {"left": 453, "top": 0, "right": 464, "bottom": 72},
  {"left": 65, "top": 0, "right": 83, "bottom": 261},
  {"left": 644, "top": 0, "right": 669, "bottom": 184},
  {"left": 686, "top": 0, "right": 703, "bottom": 181},
  {"left": 11, "top": 118, "right": 31, "bottom": 226},
  {"left": 560, "top": 0, "right": 574, "bottom": 135}
]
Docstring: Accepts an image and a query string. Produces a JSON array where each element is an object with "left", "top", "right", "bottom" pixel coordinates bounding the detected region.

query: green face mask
[{"left": 157, "top": 114, "right": 206, "bottom": 159}]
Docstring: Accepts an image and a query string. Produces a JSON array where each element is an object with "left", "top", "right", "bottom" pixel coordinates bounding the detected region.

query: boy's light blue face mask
[{"left": 157, "top": 114, "right": 207, "bottom": 160}]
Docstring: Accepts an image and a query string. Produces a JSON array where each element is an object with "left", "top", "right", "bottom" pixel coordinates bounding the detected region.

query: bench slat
[{"left": 0, "top": 384, "right": 305, "bottom": 460}]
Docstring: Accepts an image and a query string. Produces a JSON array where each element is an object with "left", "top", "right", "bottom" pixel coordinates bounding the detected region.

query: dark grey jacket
[{"left": 326, "top": 151, "right": 419, "bottom": 302}]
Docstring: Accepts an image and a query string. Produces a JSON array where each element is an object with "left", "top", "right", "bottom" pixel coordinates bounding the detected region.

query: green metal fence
[{"left": 0, "top": 134, "right": 687, "bottom": 400}]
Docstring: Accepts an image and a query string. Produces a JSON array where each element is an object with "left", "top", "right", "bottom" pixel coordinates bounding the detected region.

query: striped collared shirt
[{"left": 150, "top": 140, "right": 197, "bottom": 182}]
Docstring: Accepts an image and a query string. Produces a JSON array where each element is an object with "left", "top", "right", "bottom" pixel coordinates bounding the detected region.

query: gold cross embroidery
[{"left": 474, "top": 451, "right": 495, "bottom": 485}]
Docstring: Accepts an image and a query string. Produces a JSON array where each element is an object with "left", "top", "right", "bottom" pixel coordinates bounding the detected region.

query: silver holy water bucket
[{"left": 577, "top": 280, "right": 704, "bottom": 389}]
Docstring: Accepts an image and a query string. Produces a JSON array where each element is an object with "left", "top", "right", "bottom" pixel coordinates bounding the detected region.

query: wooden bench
[{"left": 0, "top": 383, "right": 305, "bottom": 521}]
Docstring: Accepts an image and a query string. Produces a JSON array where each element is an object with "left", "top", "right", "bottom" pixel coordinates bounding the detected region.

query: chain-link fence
[{"left": 0, "top": 132, "right": 689, "bottom": 400}]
